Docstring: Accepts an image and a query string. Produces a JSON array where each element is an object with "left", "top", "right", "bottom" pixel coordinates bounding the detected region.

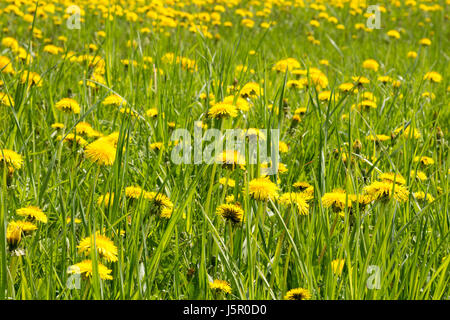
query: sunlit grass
[{"left": 0, "top": 0, "right": 448, "bottom": 300}]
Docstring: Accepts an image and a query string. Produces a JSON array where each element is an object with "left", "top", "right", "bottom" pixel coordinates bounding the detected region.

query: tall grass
[{"left": 0, "top": 0, "right": 448, "bottom": 300}]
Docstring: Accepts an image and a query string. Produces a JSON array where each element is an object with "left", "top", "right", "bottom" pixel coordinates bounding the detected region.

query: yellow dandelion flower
[
  {"left": 379, "top": 173, "right": 406, "bottom": 185},
  {"left": 366, "top": 134, "right": 390, "bottom": 142},
  {"left": 363, "top": 181, "right": 409, "bottom": 202},
  {"left": 278, "top": 192, "right": 310, "bottom": 215},
  {"left": 287, "top": 79, "right": 304, "bottom": 89},
  {"left": 0, "top": 92, "right": 14, "bottom": 107},
  {"left": 240, "top": 82, "right": 261, "bottom": 98},
  {"left": 279, "top": 141, "right": 289, "bottom": 153},
  {"left": 413, "top": 191, "right": 434, "bottom": 203},
  {"left": 84, "top": 139, "right": 117, "bottom": 166},
  {"left": 318, "top": 90, "right": 339, "bottom": 102},
  {"left": 310, "top": 19, "right": 320, "bottom": 27},
  {"left": 419, "top": 38, "right": 431, "bottom": 46},
  {"left": 350, "top": 194, "right": 373, "bottom": 208},
  {"left": 362, "top": 92, "right": 376, "bottom": 102},
  {"left": 421, "top": 92, "right": 435, "bottom": 100},
  {"left": 208, "top": 103, "right": 238, "bottom": 119},
  {"left": 216, "top": 150, "right": 246, "bottom": 167},
  {"left": 308, "top": 70, "right": 329, "bottom": 89},
  {"left": 6, "top": 224, "right": 21, "bottom": 250},
  {"left": 355, "top": 23, "right": 366, "bottom": 30},
  {"left": 150, "top": 142, "right": 164, "bottom": 151},
  {"left": 8, "top": 220, "right": 37, "bottom": 234},
  {"left": 222, "top": 95, "right": 251, "bottom": 112},
  {"left": 387, "top": 30, "right": 400, "bottom": 39},
  {"left": 102, "top": 94, "right": 127, "bottom": 107},
  {"left": 101, "top": 132, "right": 121, "bottom": 147},
  {"left": 159, "top": 207, "right": 173, "bottom": 219},
  {"left": 413, "top": 156, "right": 434, "bottom": 166},
  {"left": 352, "top": 76, "right": 370, "bottom": 85},
  {"left": 355, "top": 100, "right": 377, "bottom": 110},
  {"left": 423, "top": 71, "right": 442, "bottom": 83},
  {"left": 75, "top": 122, "right": 92, "bottom": 135},
  {"left": 362, "top": 59, "right": 379, "bottom": 72},
  {"left": 0, "top": 55, "right": 15, "bottom": 74},
  {"left": 292, "top": 69, "right": 307, "bottom": 77},
  {"left": 55, "top": 98, "right": 80, "bottom": 114},
  {"left": 85, "top": 72, "right": 106, "bottom": 88},
  {"left": 407, "top": 51, "right": 417, "bottom": 59},
  {"left": 272, "top": 58, "right": 301, "bottom": 73},
  {"left": 339, "top": 83, "right": 358, "bottom": 93},
  {"left": 294, "top": 107, "right": 307, "bottom": 116},
  {"left": 146, "top": 108, "right": 158, "bottom": 118},
  {"left": 43, "top": 44, "right": 63, "bottom": 55},
  {"left": 77, "top": 233, "right": 118, "bottom": 262},
  {"left": 246, "top": 177, "right": 279, "bottom": 201},
  {"left": 209, "top": 279, "right": 232, "bottom": 294},
  {"left": 68, "top": 260, "right": 113, "bottom": 280},
  {"left": 241, "top": 18, "right": 255, "bottom": 28},
  {"left": 145, "top": 192, "right": 174, "bottom": 219},
  {"left": 125, "top": 186, "right": 145, "bottom": 199},
  {"left": 293, "top": 181, "right": 312, "bottom": 191},
  {"left": 322, "top": 191, "right": 352, "bottom": 211},
  {"left": 284, "top": 288, "right": 312, "bottom": 300},
  {"left": 378, "top": 75, "right": 393, "bottom": 84},
  {"left": 20, "top": 71, "right": 42, "bottom": 87},
  {"left": 0, "top": 149, "right": 23, "bottom": 169},
  {"left": 16, "top": 206, "right": 47, "bottom": 223},
  {"left": 225, "top": 195, "right": 235, "bottom": 203},
  {"left": 410, "top": 170, "right": 427, "bottom": 181},
  {"left": 1, "top": 37, "right": 19, "bottom": 51},
  {"left": 216, "top": 203, "right": 244, "bottom": 224},
  {"left": 75, "top": 122, "right": 102, "bottom": 138}
]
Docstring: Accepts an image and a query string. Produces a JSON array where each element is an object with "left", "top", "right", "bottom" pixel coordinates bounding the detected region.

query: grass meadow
[{"left": 0, "top": 0, "right": 448, "bottom": 300}]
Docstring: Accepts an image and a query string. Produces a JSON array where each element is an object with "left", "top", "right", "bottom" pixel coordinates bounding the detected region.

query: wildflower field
[{"left": 0, "top": 0, "right": 448, "bottom": 301}]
